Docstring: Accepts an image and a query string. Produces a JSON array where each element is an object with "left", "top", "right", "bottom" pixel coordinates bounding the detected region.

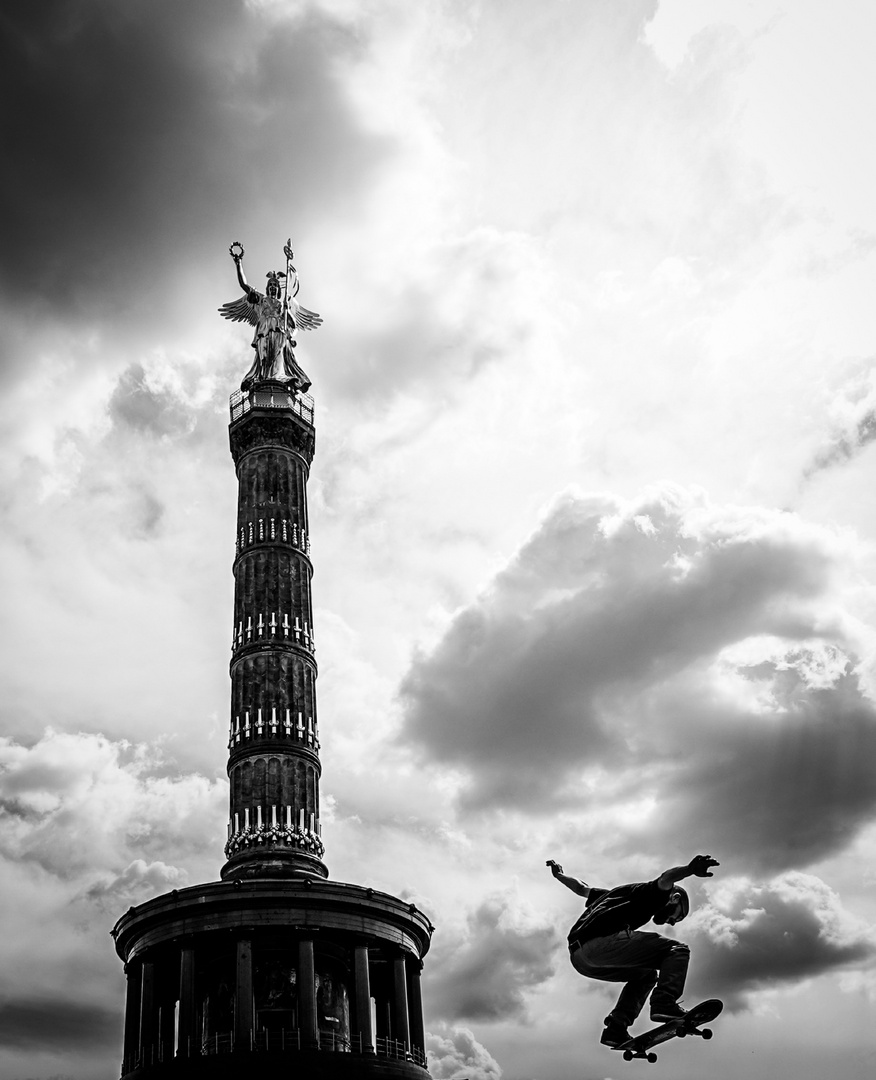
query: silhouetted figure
[{"left": 548, "top": 853, "right": 719, "bottom": 1047}]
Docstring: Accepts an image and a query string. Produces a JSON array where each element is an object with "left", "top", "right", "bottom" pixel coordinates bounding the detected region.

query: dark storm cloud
[
  {"left": 0, "top": 0, "right": 390, "bottom": 360},
  {"left": 399, "top": 487, "right": 876, "bottom": 872},
  {"left": 689, "top": 874, "right": 876, "bottom": 1010},
  {"left": 633, "top": 667, "right": 876, "bottom": 873},
  {"left": 427, "top": 897, "right": 559, "bottom": 1023},
  {"left": 0, "top": 997, "right": 120, "bottom": 1050},
  {"left": 400, "top": 488, "right": 837, "bottom": 803}
]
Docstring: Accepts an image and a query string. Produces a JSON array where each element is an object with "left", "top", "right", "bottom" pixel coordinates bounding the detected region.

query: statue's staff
[{"left": 282, "top": 237, "right": 295, "bottom": 326}]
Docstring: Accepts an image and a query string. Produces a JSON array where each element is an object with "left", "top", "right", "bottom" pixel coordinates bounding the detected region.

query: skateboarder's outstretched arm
[
  {"left": 547, "top": 859, "right": 595, "bottom": 897},
  {"left": 656, "top": 854, "right": 719, "bottom": 891}
]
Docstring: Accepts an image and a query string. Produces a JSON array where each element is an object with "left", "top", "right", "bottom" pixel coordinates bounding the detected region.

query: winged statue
[{"left": 219, "top": 240, "right": 323, "bottom": 392}]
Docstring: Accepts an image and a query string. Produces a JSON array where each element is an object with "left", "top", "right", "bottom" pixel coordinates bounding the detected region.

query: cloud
[
  {"left": 689, "top": 872, "right": 876, "bottom": 1009},
  {"left": 628, "top": 662, "right": 876, "bottom": 872},
  {"left": 108, "top": 363, "right": 199, "bottom": 440},
  {"left": 0, "top": 998, "right": 120, "bottom": 1052},
  {"left": 804, "top": 362, "right": 876, "bottom": 479},
  {"left": 0, "top": 0, "right": 387, "bottom": 333},
  {"left": 320, "top": 227, "right": 551, "bottom": 400},
  {"left": 399, "top": 485, "right": 876, "bottom": 873},
  {"left": 0, "top": 728, "right": 226, "bottom": 1066},
  {"left": 427, "top": 895, "right": 559, "bottom": 1023},
  {"left": 0, "top": 728, "right": 225, "bottom": 880},
  {"left": 427, "top": 1023, "right": 503, "bottom": 1080},
  {"left": 85, "top": 858, "right": 189, "bottom": 912}
]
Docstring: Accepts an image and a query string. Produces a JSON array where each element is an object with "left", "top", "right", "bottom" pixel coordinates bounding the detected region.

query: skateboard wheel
[
  {"left": 623, "top": 1051, "right": 634, "bottom": 1061},
  {"left": 702, "top": 1029, "right": 713, "bottom": 1040},
  {"left": 677, "top": 1029, "right": 687, "bottom": 1038},
  {"left": 647, "top": 1053, "right": 658, "bottom": 1063}
]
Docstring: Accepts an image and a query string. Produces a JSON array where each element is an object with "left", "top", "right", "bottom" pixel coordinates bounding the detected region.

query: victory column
[{"left": 112, "top": 241, "right": 434, "bottom": 1079}]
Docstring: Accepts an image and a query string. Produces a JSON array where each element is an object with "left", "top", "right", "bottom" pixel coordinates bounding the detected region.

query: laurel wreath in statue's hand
[{"left": 229, "top": 241, "right": 245, "bottom": 261}]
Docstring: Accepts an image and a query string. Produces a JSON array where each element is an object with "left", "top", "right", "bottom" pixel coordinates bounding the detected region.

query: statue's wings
[
  {"left": 218, "top": 294, "right": 260, "bottom": 327},
  {"left": 290, "top": 299, "right": 323, "bottom": 331}
]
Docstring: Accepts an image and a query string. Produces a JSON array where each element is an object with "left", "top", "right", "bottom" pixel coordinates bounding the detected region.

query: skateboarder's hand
[
  {"left": 688, "top": 854, "right": 719, "bottom": 877},
  {"left": 546, "top": 860, "right": 563, "bottom": 876}
]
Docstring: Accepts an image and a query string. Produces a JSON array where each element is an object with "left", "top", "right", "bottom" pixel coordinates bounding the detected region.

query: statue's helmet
[{"left": 265, "top": 270, "right": 286, "bottom": 297}]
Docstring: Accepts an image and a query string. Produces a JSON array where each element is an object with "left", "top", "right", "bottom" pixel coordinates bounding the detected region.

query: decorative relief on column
[
  {"left": 224, "top": 818, "right": 324, "bottom": 859},
  {"left": 236, "top": 517, "right": 311, "bottom": 557},
  {"left": 227, "top": 709, "right": 320, "bottom": 749},
  {"left": 231, "top": 612, "right": 315, "bottom": 654},
  {"left": 230, "top": 408, "right": 315, "bottom": 467}
]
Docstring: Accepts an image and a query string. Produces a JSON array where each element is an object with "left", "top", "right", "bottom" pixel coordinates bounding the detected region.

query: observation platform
[{"left": 229, "top": 384, "right": 314, "bottom": 426}]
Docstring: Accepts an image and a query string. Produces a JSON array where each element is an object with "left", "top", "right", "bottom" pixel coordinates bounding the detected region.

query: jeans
[{"left": 570, "top": 930, "right": 690, "bottom": 1026}]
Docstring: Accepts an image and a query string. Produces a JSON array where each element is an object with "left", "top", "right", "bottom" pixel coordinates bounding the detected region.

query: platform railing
[
  {"left": 229, "top": 385, "right": 314, "bottom": 425},
  {"left": 126, "top": 1028, "right": 428, "bottom": 1071}
]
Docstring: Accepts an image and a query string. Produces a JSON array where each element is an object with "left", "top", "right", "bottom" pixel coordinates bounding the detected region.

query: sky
[{"left": 1, "top": 1, "right": 876, "bottom": 1077}]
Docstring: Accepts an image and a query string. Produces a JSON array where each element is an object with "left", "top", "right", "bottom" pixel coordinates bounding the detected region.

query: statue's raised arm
[
  {"left": 231, "top": 242, "right": 250, "bottom": 293},
  {"left": 219, "top": 239, "right": 322, "bottom": 394}
]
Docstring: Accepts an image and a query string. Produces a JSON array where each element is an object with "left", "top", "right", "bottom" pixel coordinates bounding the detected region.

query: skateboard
[{"left": 613, "top": 999, "right": 723, "bottom": 1063}]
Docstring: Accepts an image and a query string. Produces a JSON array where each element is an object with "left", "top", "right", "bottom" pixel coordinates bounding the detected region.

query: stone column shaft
[
  {"left": 234, "top": 938, "right": 254, "bottom": 1048},
  {"left": 407, "top": 959, "right": 426, "bottom": 1059},
  {"left": 139, "top": 960, "right": 156, "bottom": 1064},
  {"left": 392, "top": 954, "right": 411, "bottom": 1049},
  {"left": 298, "top": 938, "right": 319, "bottom": 1048},
  {"left": 123, "top": 962, "right": 142, "bottom": 1071},
  {"left": 353, "top": 944, "right": 374, "bottom": 1053},
  {"left": 377, "top": 994, "right": 391, "bottom": 1043},
  {"left": 178, "top": 946, "right": 197, "bottom": 1058},
  {"left": 223, "top": 398, "right": 327, "bottom": 881},
  {"left": 159, "top": 994, "right": 176, "bottom": 1062}
]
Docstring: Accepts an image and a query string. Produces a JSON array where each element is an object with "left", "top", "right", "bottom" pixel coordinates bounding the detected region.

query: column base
[{"left": 220, "top": 848, "right": 329, "bottom": 880}]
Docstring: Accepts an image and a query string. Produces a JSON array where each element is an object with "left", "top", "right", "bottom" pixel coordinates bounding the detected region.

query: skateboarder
[{"left": 548, "top": 854, "right": 719, "bottom": 1048}]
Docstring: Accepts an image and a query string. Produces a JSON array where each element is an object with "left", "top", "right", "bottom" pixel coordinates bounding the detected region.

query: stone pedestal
[{"left": 113, "top": 878, "right": 433, "bottom": 1079}]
